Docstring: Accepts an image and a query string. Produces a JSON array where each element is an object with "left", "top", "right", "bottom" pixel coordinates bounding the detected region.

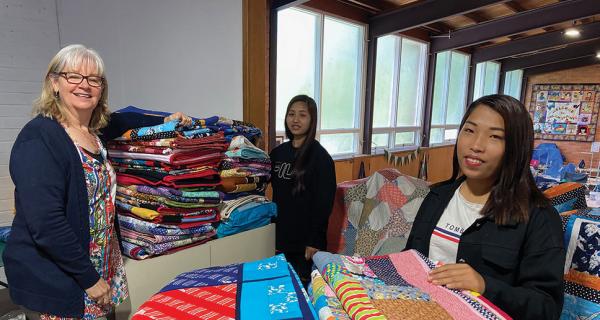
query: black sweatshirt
[{"left": 269, "top": 140, "right": 336, "bottom": 253}]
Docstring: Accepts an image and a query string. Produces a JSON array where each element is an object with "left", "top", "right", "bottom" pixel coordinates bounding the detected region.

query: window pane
[
  {"left": 483, "top": 61, "right": 500, "bottom": 95},
  {"left": 431, "top": 51, "right": 449, "bottom": 126},
  {"left": 504, "top": 69, "right": 523, "bottom": 99},
  {"left": 446, "top": 52, "right": 469, "bottom": 125},
  {"left": 395, "top": 132, "right": 415, "bottom": 146},
  {"left": 372, "top": 133, "right": 389, "bottom": 149},
  {"left": 397, "top": 38, "right": 426, "bottom": 126},
  {"left": 276, "top": 8, "right": 317, "bottom": 132},
  {"left": 444, "top": 129, "right": 458, "bottom": 141},
  {"left": 430, "top": 128, "right": 444, "bottom": 144},
  {"left": 473, "top": 62, "right": 485, "bottom": 100},
  {"left": 373, "top": 36, "right": 396, "bottom": 128},
  {"left": 320, "top": 133, "right": 355, "bottom": 155},
  {"left": 321, "top": 17, "right": 363, "bottom": 130}
]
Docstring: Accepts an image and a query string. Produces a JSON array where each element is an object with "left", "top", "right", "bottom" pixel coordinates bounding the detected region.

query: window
[
  {"left": 276, "top": 8, "right": 365, "bottom": 156},
  {"left": 430, "top": 51, "right": 470, "bottom": 144},
  {"left": 372, "top": 35, "right": 428, "bottom": 151},
  {"left": 503, "top": 69, "right": 523, "bottom": 100},
  {"left": 473, "top": 61, "right": 501, "bottom": 100}
]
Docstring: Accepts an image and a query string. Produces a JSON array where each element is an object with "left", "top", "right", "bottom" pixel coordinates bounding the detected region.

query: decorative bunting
[{"left": 383, "top": 148, "right": 424, "bottom": 169}]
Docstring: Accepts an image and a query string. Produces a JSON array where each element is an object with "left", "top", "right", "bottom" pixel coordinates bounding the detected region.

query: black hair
[
  {"left": 445, "top": 94, "right": 549, "bottom": 225},
  {"left": 284, "top": 94, "right": 318, "bottom": 196}
]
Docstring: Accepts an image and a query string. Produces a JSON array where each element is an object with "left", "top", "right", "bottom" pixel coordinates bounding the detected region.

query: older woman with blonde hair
[{"left": 3, "top": 44, "right": 190, "bottom": 319}]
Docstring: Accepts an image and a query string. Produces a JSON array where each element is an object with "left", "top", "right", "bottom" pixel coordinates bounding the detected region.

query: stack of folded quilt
[
  {"left": 215, "top": 135, "right": 275, "bottom": 237},
  {"left": 108, "top": 107, "right": 275, "bottom": 259},
  {"left": 108, "top": 119, "right": 228, "bottom": 259},
  {"left": 218, "top": 135, "right": 271, "bottom": 198},
  {"left": 308, "top": 250, "right": 511, "bottom": 320}
]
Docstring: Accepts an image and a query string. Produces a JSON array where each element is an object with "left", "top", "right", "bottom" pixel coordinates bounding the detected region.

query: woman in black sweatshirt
[{"left": 270, "top": 95, "right": 336, "bottom": 284}]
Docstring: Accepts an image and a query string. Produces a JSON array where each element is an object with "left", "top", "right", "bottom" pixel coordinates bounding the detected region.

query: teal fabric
[{"left": 216, "top": 202, "right": 277, "bottom": 238}]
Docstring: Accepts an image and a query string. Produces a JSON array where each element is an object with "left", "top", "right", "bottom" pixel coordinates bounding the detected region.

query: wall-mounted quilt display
[{"left": 529, "top": 84, "right": 600, "bottom": 142}]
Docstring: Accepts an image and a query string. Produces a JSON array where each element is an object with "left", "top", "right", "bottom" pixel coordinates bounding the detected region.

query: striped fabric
[{"left": 332, "top": 277, "right": 386, "bottom": 320}]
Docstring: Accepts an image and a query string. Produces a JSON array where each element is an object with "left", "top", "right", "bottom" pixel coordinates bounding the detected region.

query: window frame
[
  {"left": 473, "top": 60, "right": 501, "bottom": 100},
  {"left": 429, "top": 50, "right": 470, "bottom": 146},
  {"left": 503, "top": 69, "right": 524, "bottom": 100},
  {"left": 371, "top": 35, "right": 429, "bottom": 153},
  {"left": 275, "top": 7, "right": 367, "bottom": 157}
]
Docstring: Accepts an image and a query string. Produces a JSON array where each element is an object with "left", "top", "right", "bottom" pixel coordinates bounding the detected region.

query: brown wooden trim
[
  {"left": 268, "top": 3, "right": 278, "bottom": 152},
  {"left": 243, "top": 0, "right": 270, "bottom": 150},
  {"left": 398, "top": 28, "right": 430, "bottom": 42},
  {"left": 333, "top": 144, "right": 455, "bottom": 183},
  {"left": 303, "top": 0, "right": 370, "bottom": 23}
]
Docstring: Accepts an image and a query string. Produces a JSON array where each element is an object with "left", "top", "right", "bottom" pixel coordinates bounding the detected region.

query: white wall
[
  {"left": 0, "top": 0, "right": 243, "bottom": 225},
  {"left": 57, "top": 0, "right": 243, "bottom": 118},
  {"left": 0, "top": 0, "right": 60, "bottom": 226}
]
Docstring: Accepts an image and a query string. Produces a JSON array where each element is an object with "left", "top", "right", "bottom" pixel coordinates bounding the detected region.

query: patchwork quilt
[
  {"left": 560, "top": 209, "right": 600, "bottom": 320},
  {"left": 327, "top": 169, "right": 429, "bottom": 256},
  {"left": 132, "top": 254, "right": 316, "bottom": 319},
  {"left": 309, "top": 250, "right": 511, "bottom": 320}
]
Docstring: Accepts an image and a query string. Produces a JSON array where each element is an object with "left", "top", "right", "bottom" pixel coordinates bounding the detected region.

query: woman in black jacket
[
  {"left": 405, "top": 94, "right": 565, "bottom": 319},
  {"left": 270, "top": 95, "right": 336, "bottom": 285}
]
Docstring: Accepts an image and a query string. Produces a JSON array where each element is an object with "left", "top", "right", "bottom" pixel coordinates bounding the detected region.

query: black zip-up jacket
[{"left": 405, "top": 178, "right": 565, "bottom": 320}]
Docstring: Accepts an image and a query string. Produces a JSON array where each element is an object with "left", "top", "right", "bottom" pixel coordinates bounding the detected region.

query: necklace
[{"left": 65, "top": 124, "right": 98, "bottom": 153}]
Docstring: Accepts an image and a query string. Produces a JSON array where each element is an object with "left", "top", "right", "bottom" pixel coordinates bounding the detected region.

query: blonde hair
[{"left": 33, "top": 44, "right": 110, "bottom": 132}]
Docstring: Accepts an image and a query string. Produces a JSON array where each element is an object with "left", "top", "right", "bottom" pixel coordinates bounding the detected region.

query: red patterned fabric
[{"left": 133, "top": 284, "right": 237, "bottom": 320}]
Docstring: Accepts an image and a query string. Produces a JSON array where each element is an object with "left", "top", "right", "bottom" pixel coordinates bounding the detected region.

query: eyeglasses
[{"left": 56, "top": 72, "right": 104, "bottom": 87}]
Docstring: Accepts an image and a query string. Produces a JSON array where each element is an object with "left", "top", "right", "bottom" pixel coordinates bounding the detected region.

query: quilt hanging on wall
[{"left": 529, "top": 84, "right": 600, "bottom": 142}]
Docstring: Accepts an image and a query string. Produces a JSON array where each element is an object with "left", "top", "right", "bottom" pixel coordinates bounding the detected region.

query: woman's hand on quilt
[
  {"left": 85, "top": 278, "right": 112, "bottom": 305},
  {"left": 305, "top": 246, "right": 319, "bottom": 260},
  {"left": 428, "top": 263, "right": 486, "bottom": 293},
  {"left": 164, "top": 112, "right": 192, "bottom": 126}
]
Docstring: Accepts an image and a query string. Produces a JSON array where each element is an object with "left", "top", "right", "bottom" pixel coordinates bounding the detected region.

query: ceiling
[{"left": 284, "top": 0, "right": 600, "bottom": 72}]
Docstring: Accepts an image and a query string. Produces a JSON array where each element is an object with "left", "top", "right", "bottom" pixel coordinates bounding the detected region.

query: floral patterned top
[{"left": 42, "top": 134, "right": 128, "bottom": 320}]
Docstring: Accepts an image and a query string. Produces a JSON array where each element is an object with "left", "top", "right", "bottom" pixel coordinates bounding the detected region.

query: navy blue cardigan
[{"left": 4, "top": 113, "right": 163, "bottom": 317}]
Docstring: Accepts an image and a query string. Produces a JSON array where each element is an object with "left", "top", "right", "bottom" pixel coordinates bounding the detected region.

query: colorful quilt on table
[
  {"left": 327, "top": 169, "right": 429, "bottom": 257},
  {"left": 309, "top": 250, "right": 511, "bottom": 320},
  {"left": 132, "top": 254, "right": 317, "bottom": 319},
  {"left": 560, "top": 209, "right": 600, "bottom": 320}
]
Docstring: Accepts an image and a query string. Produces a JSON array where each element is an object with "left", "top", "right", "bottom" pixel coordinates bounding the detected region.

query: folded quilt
[
  {"left": 109, "top": 148, "right": 223, "bottom": 166},
  {"left": 121, "top": 232, "right": 214, "bottom": 260},
  {"left": 117, "top": 170, "right": 220, "bottom": 188},
  {"left": 560, "top": 209, "right": 600, "bottom": 319},
  {"left": 310, "top": 250, "right": 512, "bottom": 320},
  {"left": 120, "top": 227, "right": 211, "bottom": 245},
  {"left": 132, "top": 254, "right": 316, "bottom": 319},
  {"left": 118, "top": 214, "right": 214, "bottom": 236},
  {"left": 117, "top": 186, "right": 221, "bottom": 206},
  {"left": 217, "top": 199, "right": 277, "bottom": 238},
  {"left": 224, "top": 135, "right": 268, "bottom": 160}
]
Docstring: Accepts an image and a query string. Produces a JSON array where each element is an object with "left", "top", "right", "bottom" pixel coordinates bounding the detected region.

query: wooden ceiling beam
[
  {"left": 524, "top": 55, "right": 600, "bottom": 76},
  {"left": 472, "top": 20, "right": 600, "bottom": 63},
  {"left": 503, "top": 1, "right": 527, "bottom": 13},
  {"left": 430, "top": 0, "right": 600, "bottom": 53},
  {"left": 369, "top": 0, "right": 508, "bottom": 37},
  {"left": 501, "top": 38, "right": 600, "bottom": 71}
]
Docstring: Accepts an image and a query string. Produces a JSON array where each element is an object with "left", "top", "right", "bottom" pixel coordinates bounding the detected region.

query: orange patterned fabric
[{"left": 372, "top": 299, "right": 452, "bottom": 320}]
